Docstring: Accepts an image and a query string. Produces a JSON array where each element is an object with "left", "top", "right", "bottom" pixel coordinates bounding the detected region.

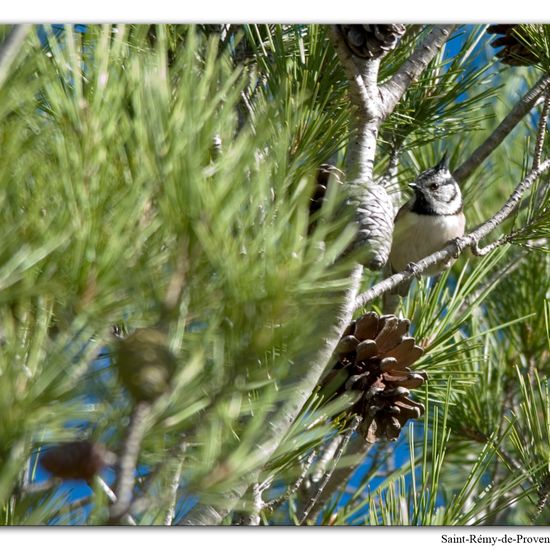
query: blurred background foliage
[{"left": 0, "top": 23, "right": 549, "bottom": 526}]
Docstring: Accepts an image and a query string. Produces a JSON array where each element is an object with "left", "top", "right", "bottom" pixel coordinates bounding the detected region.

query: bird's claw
[
  {"left": 452, "top": 237, "right": 468, "bottom": 259},
  {"left": 406, "top": 262, "right": 421, "bottom": 278}
]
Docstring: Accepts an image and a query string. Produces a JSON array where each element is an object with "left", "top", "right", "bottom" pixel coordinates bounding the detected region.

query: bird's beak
[{"left": 408, "top": 183, "right": 418, "bottom": 190}]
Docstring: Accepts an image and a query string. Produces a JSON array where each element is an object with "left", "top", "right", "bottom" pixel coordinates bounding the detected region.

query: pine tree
[{"left": 0, "top": 23, "right": 549, "bottom": 526}]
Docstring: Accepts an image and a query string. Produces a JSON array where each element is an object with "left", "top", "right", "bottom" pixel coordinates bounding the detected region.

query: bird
[{"left": 383, "top": 153, "right": 465, "bottom": 312}]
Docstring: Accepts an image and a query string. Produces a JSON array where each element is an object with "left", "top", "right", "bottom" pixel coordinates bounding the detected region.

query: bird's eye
[{"left": 430, "top": 183, "right": 439, "bottom": 191}]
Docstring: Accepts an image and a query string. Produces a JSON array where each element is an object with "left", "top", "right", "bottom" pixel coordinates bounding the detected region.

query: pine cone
[
  {"left": 352, "top": 183, "right": 394, "bottom": 271},
  {"left": 487, "top": 24, "right": 538, "bottom": 66},
  {"left": 309, "top": 167, "right": 393, "bottom": 270},
  {"left": 309, "top": 164, "right": 345, "bottom": 235},
  {"left": 115, "top": 327, "right": 177, "bottom": 402},
  {"left": 322, "top": 311, "right": 426, "bottom": 442},
  {"left": 40, "top": 440, "right": 111, "bottom": 481},
  {"left": 338, "top": 25, "right": 406, "bottom": 60}
]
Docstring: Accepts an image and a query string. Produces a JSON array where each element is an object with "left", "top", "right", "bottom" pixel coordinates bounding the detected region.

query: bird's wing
[{"left": 394, "top": 200, "right": 411, "bottom": 223}]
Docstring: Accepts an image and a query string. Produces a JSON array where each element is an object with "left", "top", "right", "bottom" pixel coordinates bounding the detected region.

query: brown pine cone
[
  {"left": 321, "top": 311, "right": 426, "bottom": 442},
  {"left": 40, "top": 440, "right": 111, "bottom": 481},
  {"left": 351, "top": 183, "right": 394, "bottom": 271},
  {"left": 486, "top": 24, "right": 538, "bottom": 66},
  {"left": 338, "top": 25, "right": 406, "bottom": 60},
  {"left": 309, "top": 166, "right": 393, "bottom": 271},
  {"left": 309, "top": 164, "right": 344, "bottom": 220}
]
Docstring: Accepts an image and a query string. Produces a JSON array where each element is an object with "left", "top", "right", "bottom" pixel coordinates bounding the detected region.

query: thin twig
[
  {"left": 108, "top": 401, "right": 151, "bottom": 524},
  {"left": 159, "top": 437, "right": 188, "bottom": 525},
  {"left": 96, "top": 476, "right": 137, "bottom": 526},
  {"left": 534, "top": 88, "right": 550, "bottom": 170},
  {"left": 471, "top": 234, "right": 511, "bottom": 257},
  {"left": 310, "top": 436, "right": 342, "bottom": 484},
  {"left": 534, "top": 475, "right": 550, "bottom": 521},
  {"left": 136, "top": 433, "right": 188, "bottom": 500},
  {"left": 131, "top": 436, "right": 188, "bottom": 519},
  {"left": 264, "top": 451, "right": 317, "bottom": 512},
  {"left": 459, "top": 426, "right": 529, "bottom": 479},
  {"left": 298, "top": 416, "right": 362, "bottom": 525},
  {"left": 97, "top": 475, "right": 117, "bottom": 503},
  {"left": 455, "top": 74, "right": 550, "bottom": 183},
  {"left": 22, "top": 479, "right": 56, "bottom": 494},
  {"left": 163, "top": 461, "right": 183, "bottom": 526},
  {"left": 20, "top": 457, "right": 31, "bottom": 495},
  {"left": 471, "top": 213, "right": 549, "bottom": 257},
  {"left": 355, "top": 159, "right": 550, "bottom": 310},
  {"left": 458, "top": 429, "right": 532, "bottom": 526}
]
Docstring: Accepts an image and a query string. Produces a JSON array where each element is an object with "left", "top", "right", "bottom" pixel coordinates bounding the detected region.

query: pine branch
[
  {"left": 298, "top": 416, "right": 362, "bottom": 525},
  {"left": 328, "top": 27, "right": 391, "bottom": 269},
  {"left": 108, "top": 402, "right": 151, "bottom": 524},
  {"left": 355, "top": 158, "right": 550, "bottom": 309},
  {"left": 471, "top": 234, "right": 513, "bottom": 257},
  {"left": 129, "top": 436, "right": 188, "bottom": 522},
  {"left": 97, "top": 476, "right": 137, "bottom": 526},
  {"left": 22, "top": 479, "right": 56, "bottom": 494},
  {"left": 236, "top": 483, "right": 263, "bottom": 526},
  {"left": 380, "top": 25, "right": 456, "bottom": 116},
  {"left": 329, "top": 25, "right": 455, "bottom": 183},
  {"left": 163, "top": 461, "right": 183, "bottom": 526},
  {"left": 97, "top": 475, "right": 118, "bottom": 503},
  {"left": 534, "top": 88, "right": 550, "bottom": 170},
  {"left": 180, "top": 265, "right": 364, "bottom": 525},
  {"left": 310, "top": 436, "right": 342, "bottom": 484},
  {"left": 303, "top": 434, "right": 373, "bottom": 522},
  {"left": 0, "top": 25, "right": 30, "bottom": 89},
  {"left": 469, "top": 229, "right": 547, "bottom": 257},
  {"left": 327, "top": 25, "right": 381, "bottom": 183},
  {"left": 455, "top": 74, "right": 550, "bottom": 183},
  {"left": 296, "top": 401, "right": 386, "bottom": 523},
  {"left": 264, "top": 451, "right": 317, "bottom": 512},
  {"left": 534, "top": 475, "right": 550, "bottom": 521}
]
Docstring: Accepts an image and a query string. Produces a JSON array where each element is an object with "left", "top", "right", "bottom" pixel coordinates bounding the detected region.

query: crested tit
[{"left": 386, "top": 153, "right": 466, "bottom": 301}]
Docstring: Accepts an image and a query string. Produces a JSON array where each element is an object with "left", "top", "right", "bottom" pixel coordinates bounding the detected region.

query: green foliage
[
  {"left": 0, "top": 24, "right": 358, "bottom": 524},
  {"left": 0, "top": 23, "right": 549, "bottom": 527},
  {"left": 515, "top": 25, "right": 550, "bottom": 74},
  {"left": 380, "top": 25, "right": 497, "bottom": 156}
]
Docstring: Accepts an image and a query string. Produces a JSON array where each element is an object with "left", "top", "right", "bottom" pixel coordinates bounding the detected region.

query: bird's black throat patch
[{"left": 411, "top": 191, "right": 462, "bottom": 216}]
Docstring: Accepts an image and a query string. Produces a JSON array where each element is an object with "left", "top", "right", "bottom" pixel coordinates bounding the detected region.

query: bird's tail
[
  {"left": 382, "top": 292, "right": 401, "bottom": 314},
  {"left": 381, "top": 264, "right": 411, "bottom": 314}
]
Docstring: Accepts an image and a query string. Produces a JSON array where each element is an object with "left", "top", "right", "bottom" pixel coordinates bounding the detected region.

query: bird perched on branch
[{"left": 383, "top": 153, "right": 465, "bottom": 312}]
